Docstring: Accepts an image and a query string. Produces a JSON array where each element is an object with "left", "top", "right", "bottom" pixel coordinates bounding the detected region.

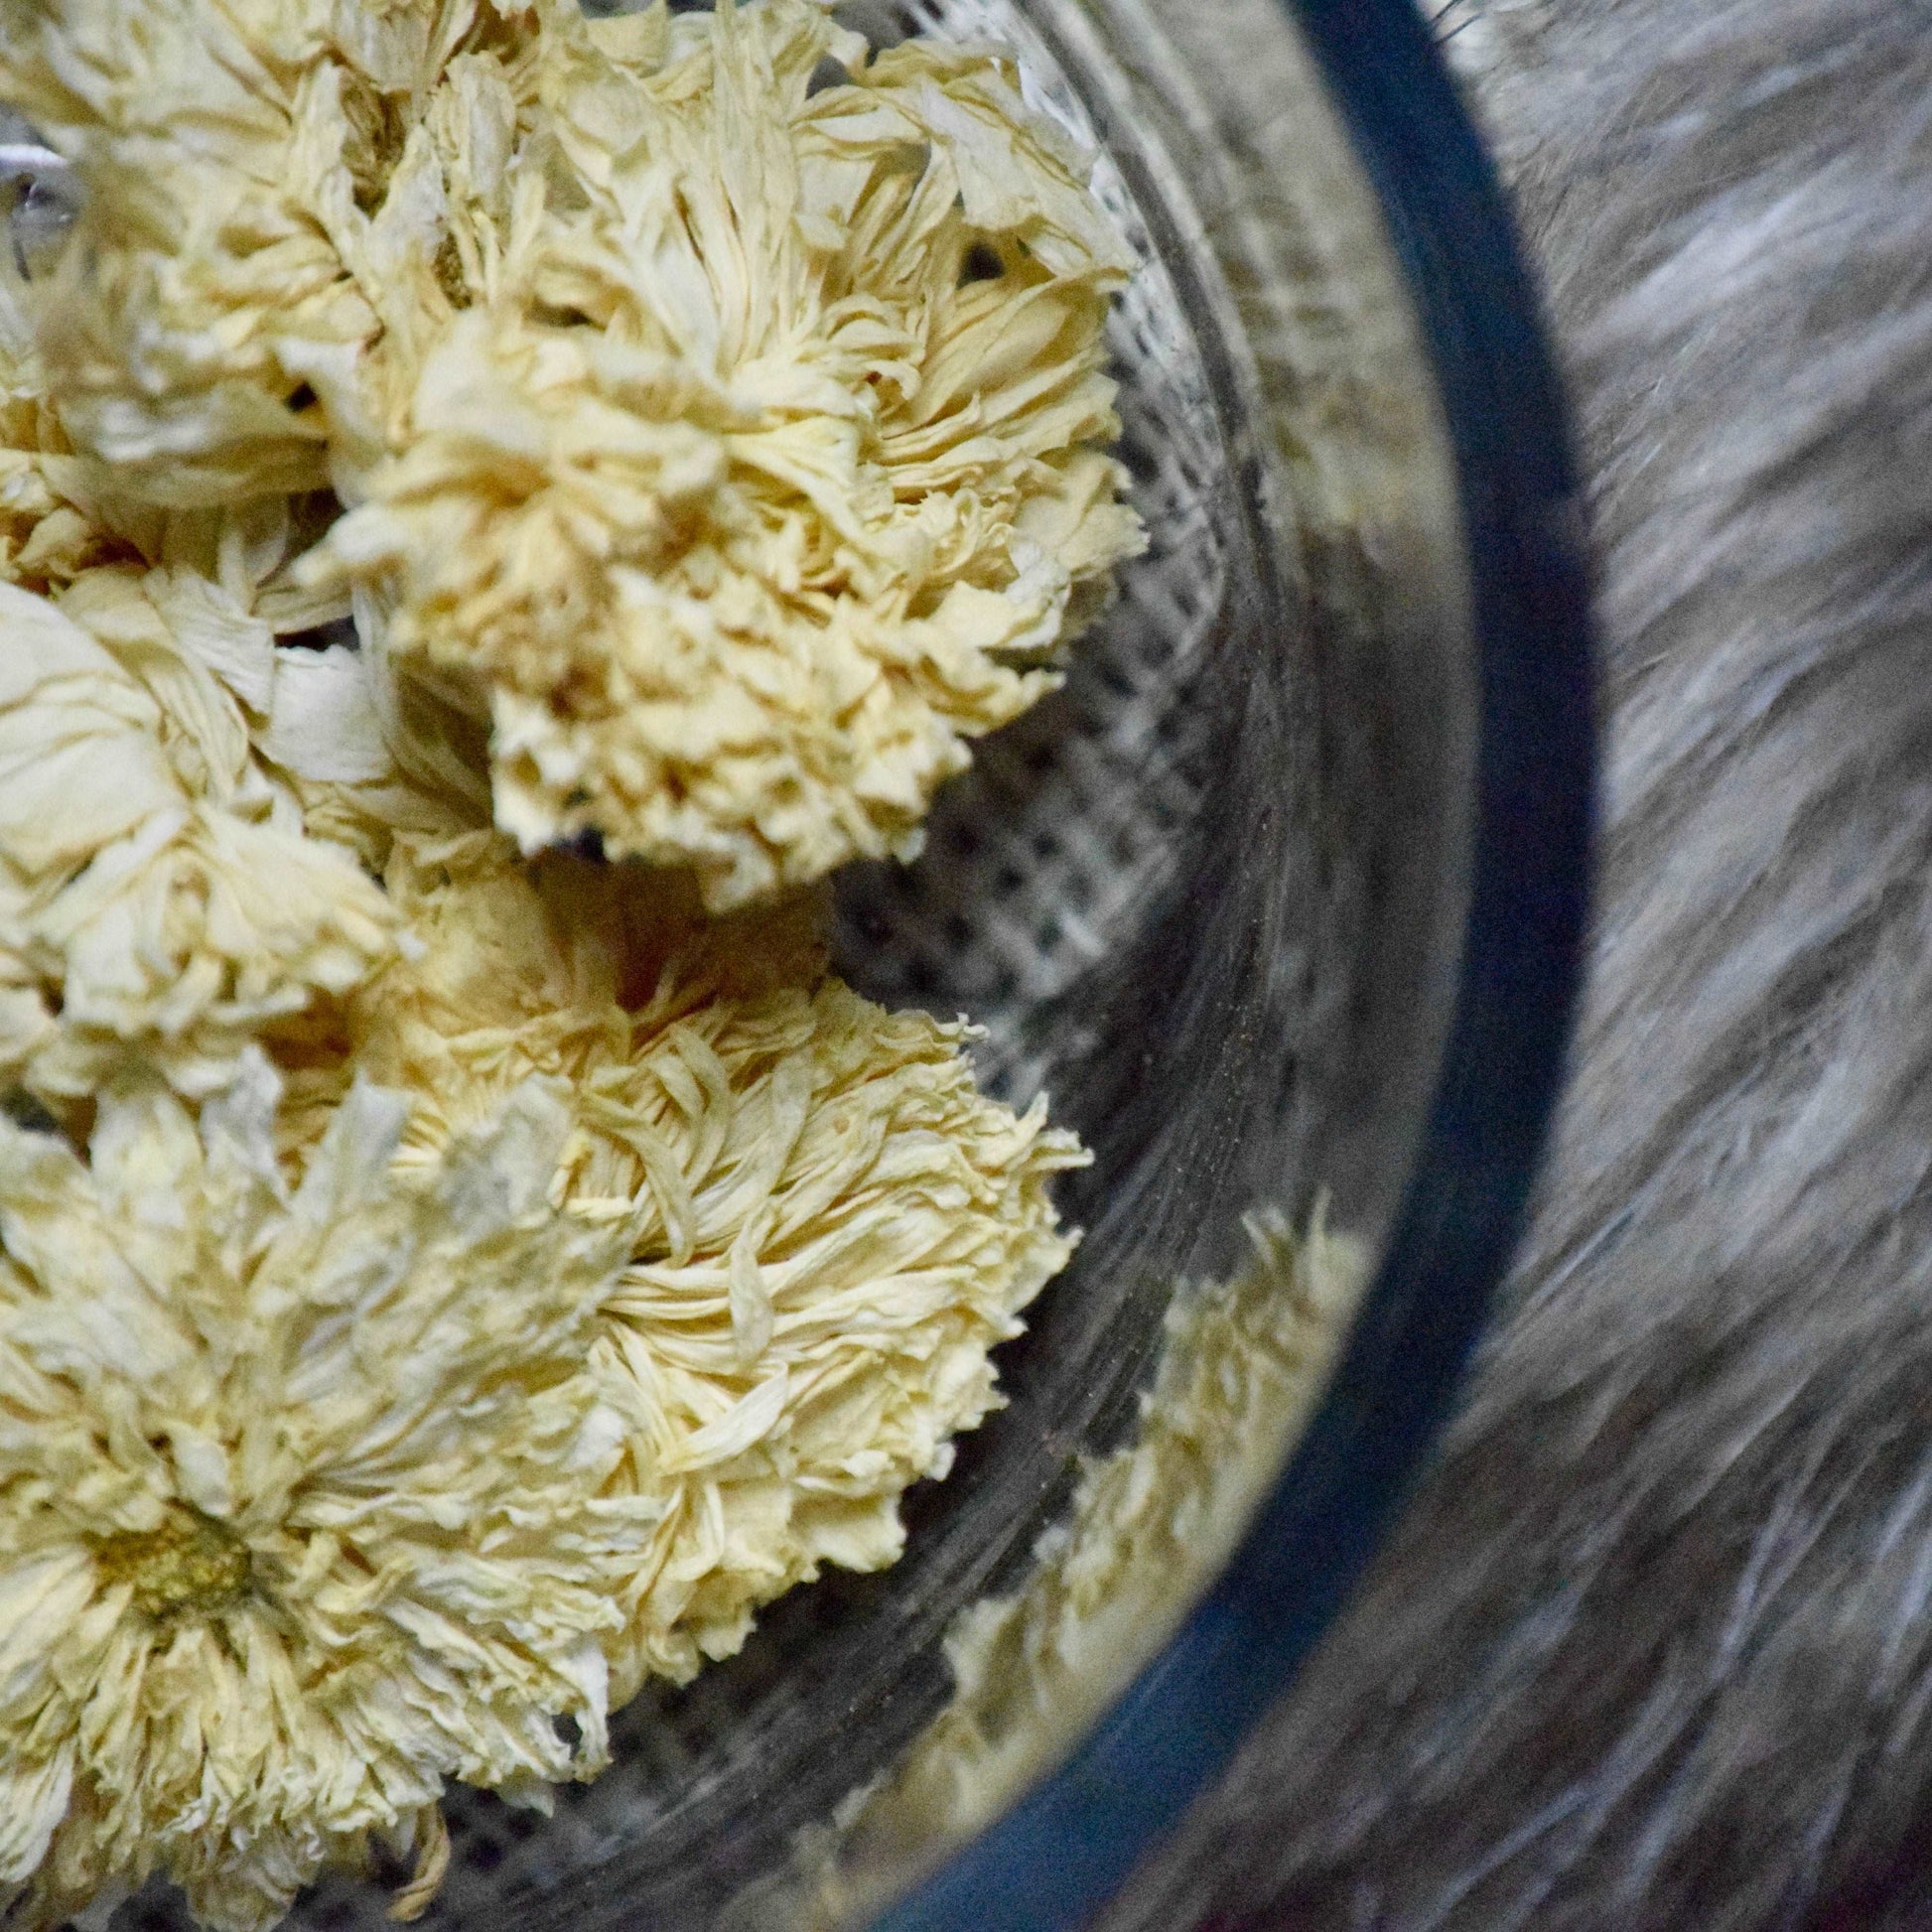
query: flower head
[
  {"left": 0, "top": 577, "right": 402, "bottom": 1104},
  {"left": 319, "top": 0, "right": 1143, "bottom": 907},
  {"left": 0, "top": 255, "right": 122, "bottom": 594},
  {"left": 280, "top": 829, "right": 1088, "bottom": 1702},
  {"left": 0, "top": 1062, "right": 646, "bottom": 1932},
  {"left": 0, "top": 0, "right": 541, "bottom": 509}
]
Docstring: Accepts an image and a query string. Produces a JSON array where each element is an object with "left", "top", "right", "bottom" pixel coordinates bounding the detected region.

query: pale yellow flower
[
  {"left": 281, "top": 830, "right": 1088, "bottom": 1703},
  {"left": 0, "top": 90, "right": 402, "bottom": 631},
  {"left": 0, "top": 575, "right": 401, "bottom": 1103},
  {"left": 0, "top": 0, "right": 537, "bottom": 509},
  {"left": 808, "top": 1211, "right": 1371, "bottom": 1926},
  {"left": 0, "top": 292, "right": 362, "bottom": 624},
  {"left": 0, "top": 1063, "right": 647, "bottom": 1932},
  {"left": 311, "top": 0, "right": 1144, "bottom": 908}
]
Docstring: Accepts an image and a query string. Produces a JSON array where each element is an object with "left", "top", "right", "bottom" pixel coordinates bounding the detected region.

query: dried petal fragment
[
  {"left": 254, "top": 616, "right": 492, "bottom": 873},
  {"left": 0, "top": 1063, "right": 645, "bottom": 1932},
  {"left": 282, "top": 834, "right": 1088, "bottom": 1703}
]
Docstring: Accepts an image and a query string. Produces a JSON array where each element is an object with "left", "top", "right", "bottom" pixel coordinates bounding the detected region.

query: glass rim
[{"left": 870, "top": 0, "right": 1597, "bottom": 1922}]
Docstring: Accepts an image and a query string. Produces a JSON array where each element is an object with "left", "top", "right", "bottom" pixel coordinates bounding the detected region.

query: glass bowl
[{"left": 50, "top": 0, "right": 1591, "bottom": 1924}]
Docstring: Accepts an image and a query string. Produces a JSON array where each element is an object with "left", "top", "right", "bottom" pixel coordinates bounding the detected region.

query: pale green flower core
[{"left": 91, "top": 1510, "right": 255, "bottom": 1624}]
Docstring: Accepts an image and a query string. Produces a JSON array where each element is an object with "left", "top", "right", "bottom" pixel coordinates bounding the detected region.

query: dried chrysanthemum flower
[
  {"left": 279, "top": 829, "right": 1087, "bottom": 1701},
  {"left": 0, "top": 283, "right": 365, "bottom": 627},
  {"left": 0, "top": 1061, "right": 646, "bottom": 1932},
  {"left": 5, "top": 0, "right": 1143, "bottom": 905},
  {"left": 815, "top": 1210, "right": 1370, "bottom": 1923},
  {"left": 0, "top": 109, "right": 405, "bottom": 630},
  {"left": 587, "top": 959, "right": 1086, "bottom": 1700},
  {"left": 310, "top": 0, "right": 1144, "bottom": 907},
  {"left": 0, "top": 575, "right": 401, "bottom": 1102},
  {"left": 0, "top": 0, "right": 545, "bottom": 508}
]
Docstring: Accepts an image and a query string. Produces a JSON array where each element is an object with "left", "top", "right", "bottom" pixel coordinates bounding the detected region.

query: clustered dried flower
[
  {"left": 0, "top": 0, "right": 1130, "bottom": 1923},
  {"left": 5, "top": 0, "right": 1143, "bottom": 908},
  {"left": 0, "top": 578, "right": 401, "bottom": 1106}
]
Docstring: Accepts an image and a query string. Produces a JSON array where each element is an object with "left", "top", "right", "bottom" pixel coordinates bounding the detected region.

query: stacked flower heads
[
  {"left": 0, "top": 2, "right": 1119, "bottom": 1923},
  {"left": 2, "top": 0, "right": 1145, "bottom": 909}
]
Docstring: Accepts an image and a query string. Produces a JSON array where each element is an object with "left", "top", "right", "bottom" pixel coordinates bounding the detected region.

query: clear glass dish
[{"left": 37, "top": 0, "right": 1592, "bottom": 1924}]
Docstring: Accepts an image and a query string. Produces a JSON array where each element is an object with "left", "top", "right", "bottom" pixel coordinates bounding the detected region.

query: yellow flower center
[{"left": 92, "top": 1508, "right": 253, "bottom": 1621}]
